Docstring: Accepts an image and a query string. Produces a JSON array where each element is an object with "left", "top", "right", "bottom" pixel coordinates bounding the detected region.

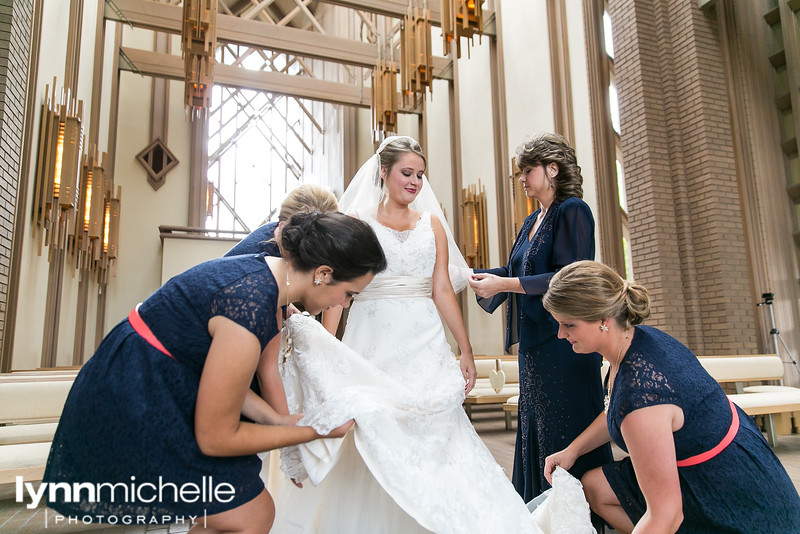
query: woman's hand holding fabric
[
  {"left": 468, "top": 272, "right": 509, "bottom": 298},
  {"left": 544, "top": 447, "right": 578, "bottom": 485},
  {"left": 317, "top": 418, "right": 355, "bottom": 439}
]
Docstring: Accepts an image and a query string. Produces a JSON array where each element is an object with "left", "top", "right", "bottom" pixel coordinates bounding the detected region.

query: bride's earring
[{"left": 314, "top": 278, "right": 322, "bottom": 285}]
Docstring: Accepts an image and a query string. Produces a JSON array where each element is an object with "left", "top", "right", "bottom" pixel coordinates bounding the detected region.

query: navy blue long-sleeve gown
[{"left": 475, "top": 197, "right": 612, "bottom": 501}]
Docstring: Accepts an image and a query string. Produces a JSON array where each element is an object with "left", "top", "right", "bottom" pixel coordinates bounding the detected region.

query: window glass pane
[
  {"left": 603, "top": 10, "right": 614, "bottom": 59},
  {"left": 609, "top": 83, "right": 620, "bottom": 134},
  {"left": 616, "top": 158, "right": 628, "bottom": 212},
  {"left": 622, "top": 232, "right": 634, "bottom": 281}
]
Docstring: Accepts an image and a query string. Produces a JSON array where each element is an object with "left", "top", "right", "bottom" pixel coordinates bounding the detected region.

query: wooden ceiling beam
[
  {"left": 119, "top": 46, "right": 424, "bottom": 113},
  {"left": 105, "top": 0, "right": 453, "bottom": 77}
]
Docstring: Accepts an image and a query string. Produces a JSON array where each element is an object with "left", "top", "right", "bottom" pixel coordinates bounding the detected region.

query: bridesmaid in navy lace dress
[
  {"left": 543, "top": 261, "right": 800, "bottom": 533},
  {"left": 44, "top": 212, "right": 386, "bottom": 532},
  {"left": 469, "top": 133, "right": 612, "bottom": 501}
]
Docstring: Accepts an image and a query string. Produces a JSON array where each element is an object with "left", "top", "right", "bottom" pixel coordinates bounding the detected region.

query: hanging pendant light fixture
[
  {"left": 182, "top": 0, "right": 217, "bottom": 118},
  {"left": 441, "top": 0, "right": 484, "bottom": 58},
  {"left": 401, "top": 1, "right": 433, "bottom": 106}
]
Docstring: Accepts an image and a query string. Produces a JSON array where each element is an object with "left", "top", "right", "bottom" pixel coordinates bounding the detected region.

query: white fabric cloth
[
  {"left": 270, "top": 212, "right": 594, "bottom": 533},
  {"left": 336, "top": 136, "right": 471, "bottom": 292}
]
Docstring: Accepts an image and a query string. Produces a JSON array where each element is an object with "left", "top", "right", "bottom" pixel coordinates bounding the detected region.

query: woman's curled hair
[
  {"left": 515, "top": 132, "right": 584, "bottom": 202},
  {"left": 280, "top": 211, "right": 387, "bottom": 281}
]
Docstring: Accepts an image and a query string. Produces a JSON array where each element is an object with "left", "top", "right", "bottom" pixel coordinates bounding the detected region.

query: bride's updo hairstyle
[
  {"left": 280, "top": 211, "right": 387, "bottom": 281},
  {"left": 515, "top": 132, "right": 583, "bottom": 202},
  {"left": 376, "top": 136, "right": 427, "bottom": 187},
  {"left": 543, "top": 260, "right": 650, "bottom": 329}
]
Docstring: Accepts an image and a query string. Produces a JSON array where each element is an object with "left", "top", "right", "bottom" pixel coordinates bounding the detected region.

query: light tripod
[{"left": 757, "top": 292, "right": 800, "bottom": 377}]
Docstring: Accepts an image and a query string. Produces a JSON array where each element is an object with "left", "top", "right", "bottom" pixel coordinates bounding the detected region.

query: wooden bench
[
  {"left": 500, "top": 355, "right": 800, "bottom": 447},
  {"left": 463, "top": 356, "right": 519, "bottom": 429},
  {"left": 502, "top": 361, "right": 610, "bottom": 431},
  {"left": 698, "top": 354, "right": 800, "bottom": 446},
  {"left": 0, "top": 370, "right": 78, "bottom": 487}
]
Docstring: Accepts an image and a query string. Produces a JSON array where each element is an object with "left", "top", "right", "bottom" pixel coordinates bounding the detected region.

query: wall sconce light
[
  {"left": 104, "top": 187, "right": 121, "bottom": 259},
  {"left": 71, "top": 148, "right": 109, "bottom": 273},
  {"left": 441, "top": 0, "right": 484, "bottom": 58},
  {"left": 462, "top": 180, "right": 489, "bottom": 269},
  {"left": 34, "top": 79, "right": 84, "bottom": 259},
  {"left": 372, "top": 59, "right": 398, "bottom": 138},
  {"left": 182, "top": 0, "right": 217, "bottom": 118},
  {"left": 401, "top": 4, "right": 433, "bottom": 106},
  {"left": 97, "top": 185, "right": 122, "bottom": 283}
]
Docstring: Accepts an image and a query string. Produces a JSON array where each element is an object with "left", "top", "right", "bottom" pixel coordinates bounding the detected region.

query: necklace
[
  {"left": 604, "top": 333, "right": 630, "bottom": 414},
  {"left": 280, "top": 264, "right": 293, "bottom": 364}
]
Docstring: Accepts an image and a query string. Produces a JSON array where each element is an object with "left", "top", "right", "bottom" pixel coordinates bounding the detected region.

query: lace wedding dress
[{"left": 269, "top": 212, "right": 594, "bottom": 534}]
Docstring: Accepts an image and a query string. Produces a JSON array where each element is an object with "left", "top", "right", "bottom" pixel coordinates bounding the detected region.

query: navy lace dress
[
  {"left": 44, "top": 254, "right": 280, "bottom": 521},
  {"left": 225, "top": 222, "right": 280, "bottom": 257},
  {"left": 476, "top": 197, "right": 611, "bottom": 501},
  {"left": 604, "top": 325, "right": 800, "bottom": 532}
]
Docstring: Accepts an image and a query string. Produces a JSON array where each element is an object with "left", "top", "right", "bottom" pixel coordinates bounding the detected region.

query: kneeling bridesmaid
[{"left": 543, "top": 260, "right": 800, "bottom": 533}]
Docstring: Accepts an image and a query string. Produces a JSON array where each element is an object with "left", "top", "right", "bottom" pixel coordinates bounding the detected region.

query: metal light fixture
[
  {"left": 401, "top": 3, "right": 433, "bottom": 105},
  {"left": 462, "top": 180, "right": 488, "bottom": 269},
  {"left": 182, "top": 0, "right": 217, "bottom": 118},
  {"left": 98, "top": 185, "right": 122, "bottom": 283},
  {"left": 34, "top": 79, "right": 84, "bottom": 259},
  {"left": 441, "top": 0, "right": 484, "bottom": 58},
  {"left": 72, "top": 148, "right": 110, "bottom": 274},
  {"left": 372, "top": 60, "right": 398, "bottom": 138}
]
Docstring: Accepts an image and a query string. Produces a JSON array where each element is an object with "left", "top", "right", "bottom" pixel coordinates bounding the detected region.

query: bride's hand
[
  {"left": 286, "top": 303, "right": 302, "bottom": 316},
  {"left": 317, "top": 419, "right": 354, "bottom": 439},
  {"left": 544, "top": 448, "right": 578, "bottom": 485},
  {"left": 459, "top": 352, "right": 477, "bottom": 394}
]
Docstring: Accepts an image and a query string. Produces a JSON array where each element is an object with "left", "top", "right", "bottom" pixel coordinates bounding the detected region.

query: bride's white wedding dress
[{"left": 269, "top": 212, "right": 594, "bottom": 534}]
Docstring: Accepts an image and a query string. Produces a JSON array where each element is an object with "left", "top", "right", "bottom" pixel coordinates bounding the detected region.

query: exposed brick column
[
  {"left": 0, "top": 0, "right": 33, "bottom": 361},
  {"left": 609, "top": 0, "right": 758, "bottom": 353}
]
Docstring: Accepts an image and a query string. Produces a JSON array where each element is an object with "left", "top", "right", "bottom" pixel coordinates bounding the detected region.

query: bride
[{"left": 268, "top": 136, "right": 593, "bottom": 533}]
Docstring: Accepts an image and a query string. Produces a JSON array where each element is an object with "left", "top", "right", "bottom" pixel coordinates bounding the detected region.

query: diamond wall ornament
[{"left": 136, "top": 137, "right": 179, "bottom": 190}]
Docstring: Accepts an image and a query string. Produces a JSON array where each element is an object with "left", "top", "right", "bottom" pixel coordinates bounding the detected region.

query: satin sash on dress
[
  {"left": 128, "top": 304, "right": 175, "bottom": 359},
  {"left": 676, "top": 398, "right": 738, "bottom": 467},
  {"left": 354, "top": 276, "right": 432, "bottom": 301}
]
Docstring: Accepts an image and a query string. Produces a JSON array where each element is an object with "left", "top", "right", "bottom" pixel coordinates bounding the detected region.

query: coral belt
[
  {"left": 676, "top": 398, "right": 738, "bottom": 467},
  {"left": 128, "top": 304, "right": 175, "bottom": 360}
]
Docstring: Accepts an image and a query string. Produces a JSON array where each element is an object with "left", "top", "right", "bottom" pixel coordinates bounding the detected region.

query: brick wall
[
  {"left": 609, "top": 0, "right": 759, "bottom": 354},
  {"left": 0, "top": 0, "right": 33, "bottom": 353}
]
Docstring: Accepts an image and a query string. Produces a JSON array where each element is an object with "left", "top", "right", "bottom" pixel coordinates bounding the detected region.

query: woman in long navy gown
[
  {"left": 469, "top": 133, "right": 612, "bottom": 501},
  {"left": 543, "top": 260, "right": 800, "bottom": 533},
  {"left": 43, "top": 212, "right": 386, "bottom": 533}
]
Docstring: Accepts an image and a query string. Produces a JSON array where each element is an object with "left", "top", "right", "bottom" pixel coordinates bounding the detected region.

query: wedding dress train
[{"left": 269, "top": 314, "right": 594, "bottom": 534}]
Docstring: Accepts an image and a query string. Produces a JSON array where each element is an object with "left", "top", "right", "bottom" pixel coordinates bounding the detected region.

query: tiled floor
[{"left": 3, "top": 407, "right": 799, "bottom": 533}]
